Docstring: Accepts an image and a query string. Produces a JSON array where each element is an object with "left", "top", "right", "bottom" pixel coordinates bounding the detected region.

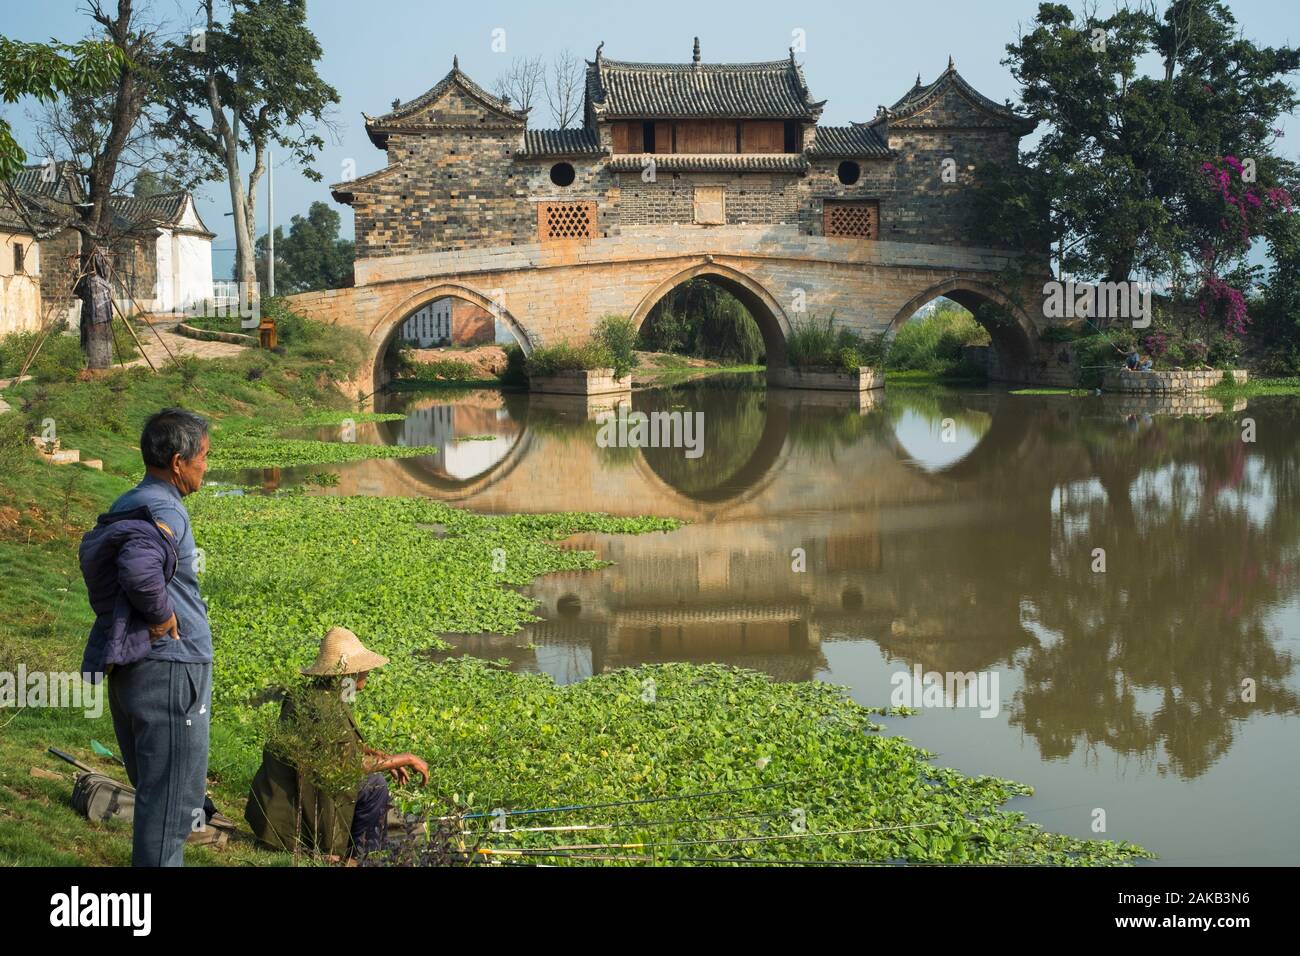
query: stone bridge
[{"left": 287, "top": 224, "right": 1051, "bottom": 403}]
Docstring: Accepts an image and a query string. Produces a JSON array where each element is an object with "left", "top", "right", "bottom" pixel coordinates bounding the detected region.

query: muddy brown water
[{"left": 231, "top": 375, "right": 1300, "bottom": 865}]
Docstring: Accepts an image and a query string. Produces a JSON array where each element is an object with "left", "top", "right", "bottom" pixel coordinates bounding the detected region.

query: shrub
[
  {"left": 787, "top": 314, "right": 885, "bottom": 371},
  {"left": 526, "top": 316, "right": 641, "bottom": 379},
  {"left": 0, "top": 410, "right": 29, "bottom": 471},
  {"left": 886, "top": 304, "right": 989, "bottom": 373},
  {"left": 594, "top": 315, "right": 640, "bottom": 379},
  {"left": 501, "top": 343, "right": 528, "bottom": 385},
  {"left": 639, "top": 279, "right": 766, "bottom": 364},
  {"left": 0, "top": 328, "right": 85, "bottom": 383},
  {"left": 525, "top": 340, "right": 614, "bottom": 377}
]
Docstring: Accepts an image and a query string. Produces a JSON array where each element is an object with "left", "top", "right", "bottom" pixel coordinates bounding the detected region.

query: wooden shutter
[{"left": 741, "top": 121, "right": 784, "bottom": 153}]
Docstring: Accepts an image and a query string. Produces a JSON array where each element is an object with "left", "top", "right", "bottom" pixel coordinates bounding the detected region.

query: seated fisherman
[{"left": 244, "top": 627, "right": 430, "bottom": 860}]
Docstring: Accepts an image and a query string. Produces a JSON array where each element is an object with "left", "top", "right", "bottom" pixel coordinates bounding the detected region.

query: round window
[
  {"left": 550, "top": 162, "right": 576, "bottom": 187},
  {"left": 837, "top": 160, "right": 861, "bottom": 186}
]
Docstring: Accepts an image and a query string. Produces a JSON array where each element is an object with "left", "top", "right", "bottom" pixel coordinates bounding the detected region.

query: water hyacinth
[{"left": 189, "top": 491, "right": 1152, "bottom": 866}]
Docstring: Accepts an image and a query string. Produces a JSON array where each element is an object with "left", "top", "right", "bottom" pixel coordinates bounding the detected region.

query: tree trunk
[{"left": 77, "top": 245, "right": 115, "bottom": 370}]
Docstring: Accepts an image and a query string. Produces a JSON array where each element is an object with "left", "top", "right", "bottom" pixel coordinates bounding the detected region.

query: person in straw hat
[{"left": 244, "top": 627, "right": 430, "bottom": 861}]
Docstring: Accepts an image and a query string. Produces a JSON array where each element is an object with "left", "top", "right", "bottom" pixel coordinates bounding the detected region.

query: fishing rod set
[{"left": 413, "top": 778, "right": 967, "bottom": 867}]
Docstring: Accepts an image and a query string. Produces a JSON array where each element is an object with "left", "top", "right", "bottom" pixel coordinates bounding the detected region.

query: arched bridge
[{"left": 287, "top": 224, "right": 1053, "bottom": 403}]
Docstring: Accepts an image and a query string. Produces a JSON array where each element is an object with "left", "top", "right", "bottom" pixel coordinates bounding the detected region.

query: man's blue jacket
[{"left": 78, "top": 505, "right": 179, "bottom": 681}]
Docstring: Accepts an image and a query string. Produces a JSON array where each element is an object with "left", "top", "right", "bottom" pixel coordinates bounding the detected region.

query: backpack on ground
[{"left": 70, "top": 771, "right": 230, "bottom": 847}]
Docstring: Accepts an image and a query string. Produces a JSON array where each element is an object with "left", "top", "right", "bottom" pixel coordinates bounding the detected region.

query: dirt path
[{"left": 124, "top": 318, "right": 249, "bottom": 369}]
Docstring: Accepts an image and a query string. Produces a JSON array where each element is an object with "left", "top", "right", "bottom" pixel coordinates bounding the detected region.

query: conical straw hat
[{"left": 301, "top": 626, "right": 389, "bottom": 676}]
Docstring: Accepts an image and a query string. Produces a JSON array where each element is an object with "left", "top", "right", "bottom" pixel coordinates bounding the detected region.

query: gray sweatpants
[{"left": 107, "top": 658, "right": 212, "bottom": 867}]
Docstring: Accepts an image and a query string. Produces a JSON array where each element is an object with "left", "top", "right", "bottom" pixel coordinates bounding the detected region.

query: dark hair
[{"left": 140, "top": 407, "right": 209, "bottom": 469}]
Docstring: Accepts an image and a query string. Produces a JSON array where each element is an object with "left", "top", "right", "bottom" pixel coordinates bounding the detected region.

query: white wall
[{"left": 0, "top": 231, "right": 42, "bottom": 335}]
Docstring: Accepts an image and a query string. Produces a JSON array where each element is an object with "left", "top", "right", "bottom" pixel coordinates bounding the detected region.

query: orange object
[{"left": 258, "top": 315, "right": 278, "bottom": 349}]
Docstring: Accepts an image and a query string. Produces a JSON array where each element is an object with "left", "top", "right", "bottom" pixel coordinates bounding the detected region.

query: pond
[{"left": 236, "top": 374, "right": 1300, "bottom": 866}]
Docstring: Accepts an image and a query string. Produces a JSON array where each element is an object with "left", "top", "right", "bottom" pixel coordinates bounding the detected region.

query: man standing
[{"left": 80, "top": 408, "right": 212, "bottom": 866}]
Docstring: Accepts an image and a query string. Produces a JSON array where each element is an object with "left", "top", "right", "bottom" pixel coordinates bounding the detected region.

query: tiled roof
[
  {"left": 808, "top": 125, "right": 891, "bottom": 158},
  {"left": 330, "top": 162, "right": 405, "bottom": 204},
  {"left": 11, "top": 161, "right": 85, "bottom": 204},
  {"left": 105, "top": 192, "right": 214, "bottom": 237},
  {"left": 605, "top": 153, "right": 810, "bottom": 173},
  {"left": 879, "top": 61, "right": 1035, "bottom": 133},
  {"left": 587, "top": 42, "right": 824, "bottom": 119},
  {"left": 365, "top": 61, "right": 527, "bottom": 147},
  {"left": 520, "top": 127, "right": 603, "bottom": 157}
]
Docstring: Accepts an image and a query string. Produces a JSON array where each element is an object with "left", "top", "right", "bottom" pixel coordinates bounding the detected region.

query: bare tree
[
  {"left": 61, "top": 0, "right": 163, "bottom": 369},
  {"left": 545, "top": 49, "right": 582, "bottom": 129},
  {"left": 32, "top": 83, "right": 211, "bottom": 206},
  {"left": 492, "top": 56, "right": 544, "bottom": 114}
]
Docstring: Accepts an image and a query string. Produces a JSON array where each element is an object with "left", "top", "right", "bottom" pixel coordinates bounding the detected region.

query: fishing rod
[
  {"left": 478, "top": 819, "right": 951, "bottom": 856},
  {"left": 443, "top": 777, "right": 816, "bottom": 822},
  {"left": 465, "top": 810, "right": 784, "bottom": 836}
]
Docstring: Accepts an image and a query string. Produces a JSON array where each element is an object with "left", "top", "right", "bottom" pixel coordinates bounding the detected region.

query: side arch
[
  {"left": 370, "top": 281, "right": 536, "bottom": 354},
  {"left": 887, "top": 277, "right": 1040, "bottom": 381},
  {"left": 366, "top": 281, "right": 536, "bottom": 398},
  {"left": 629, "top": 260, "right": 792, "bottom": 365}
]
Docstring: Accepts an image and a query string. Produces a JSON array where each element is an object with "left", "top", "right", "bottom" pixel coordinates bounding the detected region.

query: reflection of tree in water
[
  {"left": 784, "top": 402, "right": 892, "bottom": 460},
  {"left": 883, "top": 387, "right": 994, "bottom": 435},
  {"left": 1015, "top": 410, "right": 1300, "bottom": 779},
  {"left": 638, "top": 381, "right": 770, "bottom": 498}
]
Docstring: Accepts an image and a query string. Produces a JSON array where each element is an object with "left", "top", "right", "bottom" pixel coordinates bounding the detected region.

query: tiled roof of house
[
  {"left": 605, "top": 153, "right": 810, "bottom": 173},
  {"left": 520, "top": 127, "right": 603, "bottom": 157},
  {"left": 807, "top": 124, "right": 891, "bottom": 158},
  {"left": 105, "top": 192, "right": 213, "bottom": 237},
  {"left": 586, "top": 40, "right": 824, "bottom": 119},
  {"left": 878, "top": 59, "right": 1035, "bottom": 133},
  {"left": 11, "top": 161, "right": 85, "bottom": 204},
  {"left": 364, "top": 59, "right": 528, "bottom": 147}
]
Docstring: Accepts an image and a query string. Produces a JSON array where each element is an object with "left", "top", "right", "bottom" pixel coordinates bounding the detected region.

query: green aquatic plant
[{"left": 187, "top": 491, "right": 1150, "bottom": 866}]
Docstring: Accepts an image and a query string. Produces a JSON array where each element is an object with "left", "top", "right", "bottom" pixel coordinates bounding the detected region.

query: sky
[{"left": 3, "top": 0, "right": 1298, "bottom": 279}]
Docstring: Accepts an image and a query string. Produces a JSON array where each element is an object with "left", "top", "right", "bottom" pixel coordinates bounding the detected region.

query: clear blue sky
[{"left": 3, "top": 0, "right": 1297, "bottom": 276}]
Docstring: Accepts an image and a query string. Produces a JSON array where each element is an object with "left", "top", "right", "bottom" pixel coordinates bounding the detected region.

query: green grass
[
  {"left": 1010, "top": 387, "right": 1092, "bottom": 396},
  {"left": 886, "top": 304, "right": 989, "bottom": 375},
  {"left": 1208, "top": 375, "right": 1300, "bottom": 397},
  {"left": 787, "top": 314, "right": 886, "bottom": 371}
]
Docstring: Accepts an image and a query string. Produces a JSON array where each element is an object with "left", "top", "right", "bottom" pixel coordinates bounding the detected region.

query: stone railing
[{"left": 1102, "top": 369, "right": 1247, "bottom": 393}]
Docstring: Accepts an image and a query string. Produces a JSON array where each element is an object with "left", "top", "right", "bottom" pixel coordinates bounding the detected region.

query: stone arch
[
  {"left": 629, "top": 260, "right": 792, "bottom": 365},
  {"left": 886, "top": 277, "right": 1039, "bottom": 381},
  {"left": 367, "top": 280, "right": 536, "bottom": 396}
]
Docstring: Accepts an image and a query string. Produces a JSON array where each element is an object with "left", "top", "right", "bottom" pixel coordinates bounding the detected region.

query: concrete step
[
  {"left": 81, "top": 459, "right": 104, "bottom": 471},
  {"left": 48, "top": 448, "right": 81, "bottom": 465}
]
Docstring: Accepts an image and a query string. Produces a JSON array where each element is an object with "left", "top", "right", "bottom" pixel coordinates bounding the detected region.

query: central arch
[
  {"left": 886, "top": 277, "right": 1040, "bottom": 382},
  {"left": 629, "top": 260, "right": 792, "bottom": 366}
]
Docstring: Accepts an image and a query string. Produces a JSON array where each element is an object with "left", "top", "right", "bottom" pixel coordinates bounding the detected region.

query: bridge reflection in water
[{"left": 286, "top": 377, "right": 1298, "bottom": 865}]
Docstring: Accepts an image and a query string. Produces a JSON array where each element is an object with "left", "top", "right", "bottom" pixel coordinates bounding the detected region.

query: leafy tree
[
  {"left": 132, "top": 168, "right": 182, "bottom": 196},
  {"left": 159, "top": 0, "right": 338, "bottom": 309},
  {"left": 4, "top": 2, "right": 185, "bottom": 370},
  {"left": 641, "top": 279, "right": 766, "bottom": 363},
  {"left": 248, "top": 200, "right": 354, "bottom": 293},
  {"left": 980, "top": 0, "right": 1299, "bottom": 294},
  {"left": 0, "top": 33, "right": 123, "bottom": 182}
]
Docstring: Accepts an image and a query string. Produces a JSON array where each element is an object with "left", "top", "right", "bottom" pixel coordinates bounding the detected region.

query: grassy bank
[{"left": 0, "top": 319, "right": 1152, "bottom": 866}]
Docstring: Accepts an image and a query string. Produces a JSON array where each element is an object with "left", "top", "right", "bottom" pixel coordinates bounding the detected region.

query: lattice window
[
  {"left": 824, "top": 201, "right": 879, "bottom": 239},
  {"left": 538, "top": 201, "right": 596, "bottom": 241}
]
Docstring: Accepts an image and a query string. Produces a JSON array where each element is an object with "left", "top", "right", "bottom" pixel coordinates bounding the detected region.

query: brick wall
[{"left": 451, "top": 299, "right": 494, "bottom": 345}]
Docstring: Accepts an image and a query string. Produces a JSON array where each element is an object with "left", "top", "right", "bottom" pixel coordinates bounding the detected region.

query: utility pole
[{"left": 267, "top": 150, "right": 275, "bottom": 297}]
